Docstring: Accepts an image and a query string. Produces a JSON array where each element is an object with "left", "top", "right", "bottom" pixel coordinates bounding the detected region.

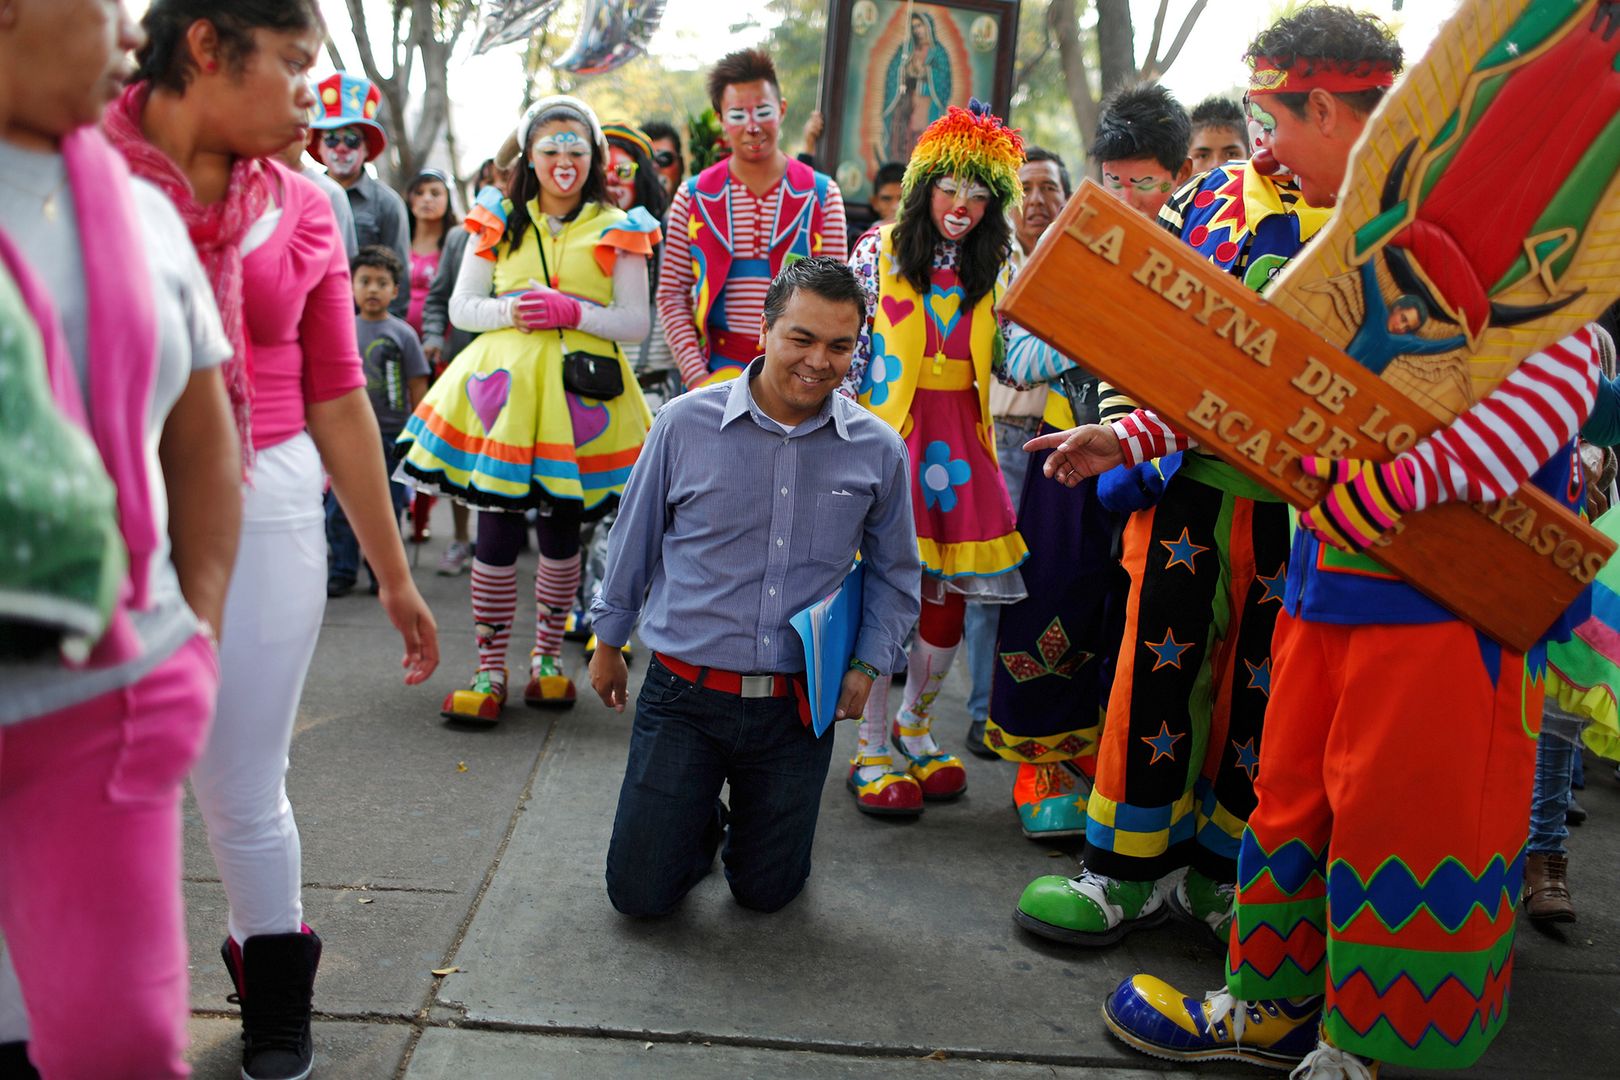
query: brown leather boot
[{"left": 1524, "top": 852, "right": 1576, "bottom": 923}]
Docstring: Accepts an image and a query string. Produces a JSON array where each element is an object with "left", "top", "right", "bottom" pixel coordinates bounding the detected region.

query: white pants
[{"left": 189, "top": 433, "right": 327, "bottom": 943}]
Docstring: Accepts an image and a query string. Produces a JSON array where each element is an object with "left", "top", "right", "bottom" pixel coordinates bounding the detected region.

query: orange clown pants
[{"left": 1226, "top": 612, "right": 1542, "bottom": 1069}]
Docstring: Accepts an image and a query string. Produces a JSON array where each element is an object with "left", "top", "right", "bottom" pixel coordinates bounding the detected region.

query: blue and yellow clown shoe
[
  {"left": 1102, "top": 974, "right": 1322, "bottom": 1070},
  {"left": 1012, "top": 761, "right": 1088, "bottom": 839},
  {"left": 584, "top": 633, "right": 633, "bottom": 662}
]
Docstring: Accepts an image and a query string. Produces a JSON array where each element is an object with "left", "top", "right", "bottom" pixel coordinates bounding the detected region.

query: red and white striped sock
[
  {"left": 533, "top": 553, "right": 581, "bottom": 661},
  {"left": 470, "top": 559, "right": 518, "bottom": 683}
]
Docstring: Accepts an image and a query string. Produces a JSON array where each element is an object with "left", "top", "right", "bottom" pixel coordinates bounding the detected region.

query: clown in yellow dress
[
  {"left": 396, "top": 95, "right": 659, "bottom": 720},
  {"left": 843, "top": 101, "right": 1031, "bottom": 815}
]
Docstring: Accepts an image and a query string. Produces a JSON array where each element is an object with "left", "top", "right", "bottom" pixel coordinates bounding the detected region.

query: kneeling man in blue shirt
[{"left": 589, "top": 257, "right": 921, "bottom": 915}]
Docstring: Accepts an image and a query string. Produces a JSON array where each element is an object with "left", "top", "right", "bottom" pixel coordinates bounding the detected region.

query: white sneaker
[{"left": 436, "top": 541, "right": 472, "bottom": 576}]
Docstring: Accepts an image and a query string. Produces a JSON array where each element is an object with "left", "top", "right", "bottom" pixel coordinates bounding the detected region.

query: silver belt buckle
[{"left": 739, "top": 674, "right": 775, "bottom": 698}]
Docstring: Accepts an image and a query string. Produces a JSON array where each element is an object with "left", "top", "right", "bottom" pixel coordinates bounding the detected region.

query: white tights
[{"left": 189, "top": 434, "right": 327, "bottom": 944}]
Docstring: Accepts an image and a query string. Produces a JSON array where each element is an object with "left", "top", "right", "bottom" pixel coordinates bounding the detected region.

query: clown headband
[
  {"left": 1248, "top": 57, "right": 1396, "bottom": 97},
  {"left": 517, "top": 95, "right": 606, "bottom": 157},
  {"left": 602, "top": 122, "right": 654, "bottom": 160},
  {"left": 902, "top": 99, "right": 1025, "bottom": 209}
]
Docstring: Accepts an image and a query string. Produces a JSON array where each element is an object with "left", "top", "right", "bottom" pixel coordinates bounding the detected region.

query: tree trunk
[
  {"left": 1095, "top": 0, "right": 1138, "bottom": 95},
  {"left": 1051, "top": 0, "right": 1100, "bottom": 176}
]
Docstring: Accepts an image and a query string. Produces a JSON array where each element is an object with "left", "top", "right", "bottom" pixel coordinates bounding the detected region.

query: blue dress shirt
[{"left": 591, "top": 359, "right": 921, "bottom": 675}]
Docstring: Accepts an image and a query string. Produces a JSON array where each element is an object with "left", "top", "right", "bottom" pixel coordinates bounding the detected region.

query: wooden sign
[{"left": 1000, "top": 184, "right": 1610, "bottom": 653}]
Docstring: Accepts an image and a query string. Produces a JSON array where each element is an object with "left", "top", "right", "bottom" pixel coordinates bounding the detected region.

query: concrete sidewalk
[{"left": 181, "top": 529, "right": 1620, "bottom": 1078}]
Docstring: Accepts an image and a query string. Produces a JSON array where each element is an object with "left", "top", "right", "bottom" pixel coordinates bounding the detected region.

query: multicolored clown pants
[
  {"left": 1227, "top": 613, "right": 1542, "bottom": 1069},
  {"left": 1083, "top": 471, "right": 1289, "bottom": 884},
  {"left": 984, "top": 433, "right": 1126, "bottom": 768}
]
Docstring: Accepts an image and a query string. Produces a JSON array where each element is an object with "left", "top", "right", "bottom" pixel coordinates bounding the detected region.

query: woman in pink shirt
[{"left": 103, "top": 3, "right": 439, "bottom": 1078}]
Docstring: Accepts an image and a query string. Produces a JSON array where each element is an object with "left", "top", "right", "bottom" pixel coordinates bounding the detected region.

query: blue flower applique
[
  {"left": 920, "top": 440, "right": 971, "bottom": 512},
  {"left": 859, "top": 331, "right": 903, "bottom": 406}
]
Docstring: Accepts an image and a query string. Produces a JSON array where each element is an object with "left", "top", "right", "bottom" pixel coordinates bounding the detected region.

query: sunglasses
[
  {"left": 609, "top": 161, "right": 639, "bottom": 181},
  {"left": 322, "top": 131, "right": 365, "bottom": 150},
  {"left": 652, "top": 150, "right": 678, "bottom": 168}
]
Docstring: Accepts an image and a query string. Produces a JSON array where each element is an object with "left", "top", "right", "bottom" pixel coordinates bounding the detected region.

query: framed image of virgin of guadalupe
[{"left": 817, "top": 0, "right": 1020, "bottom": 202}]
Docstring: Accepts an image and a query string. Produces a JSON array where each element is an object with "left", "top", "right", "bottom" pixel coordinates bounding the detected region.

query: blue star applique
[
  {"left": 1232, "top": 737, "right": 1260, "bottom": 782},
  {"left": 1256, "top": 568, "right": 1286, "bottom": 606},
  {"left": 1142, "top": 721, "right": 1184, "bottom": 764},
  {"left": 1146, "top": 629, "right": 1194, "bottom": 671},
  {"left": 1159, "top": 527, "right": 1209, "bottom": 572},
  {"left": 1245, "top": 657, "right": 1271, "bottom": 698}
]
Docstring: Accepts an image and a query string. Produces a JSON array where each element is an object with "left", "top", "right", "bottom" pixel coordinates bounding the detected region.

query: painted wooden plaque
[{"left": 1267, "top": 0, "right": 1620, "bottom": 419}]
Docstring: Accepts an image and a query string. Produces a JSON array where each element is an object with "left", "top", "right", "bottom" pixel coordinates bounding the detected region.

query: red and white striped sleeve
[
  {"left": 1402, "top": 325, "right": 1602, "bottom": 509},
  {"left": 1109, "top": 408, "right": 1197, "bottom": 468},
  {"left": 655, "top": 185, "right": 710, "bottom": 389},
  {"left": 820, "top": 181, "right": 849, "bottom": 262}
]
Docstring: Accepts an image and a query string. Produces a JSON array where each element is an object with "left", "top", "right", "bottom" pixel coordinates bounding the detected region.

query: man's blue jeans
[
  {"left": 325, "top": 436, "right": 410, "bottom": 584},
  {"left": 1528, "top": 729, "right": 1577, "bottom": 856},
  {"left": 965, "top": 418, "right": 1035, "bottom": 721},
  {"left": 605, "top": 658, "right": 837, "bottom": 916}
]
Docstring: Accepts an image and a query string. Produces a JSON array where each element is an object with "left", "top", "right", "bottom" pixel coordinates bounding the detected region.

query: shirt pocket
[{"left": 810, "top": 492, "right": 870, "bottom": 565}]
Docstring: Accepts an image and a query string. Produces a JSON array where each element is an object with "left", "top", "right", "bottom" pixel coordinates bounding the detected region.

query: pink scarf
[{"left": 102, "top": 81, "right": 269, "bottom": 463}]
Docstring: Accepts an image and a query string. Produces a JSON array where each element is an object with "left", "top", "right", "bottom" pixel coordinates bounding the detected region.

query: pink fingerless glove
[{"left": 512, "top": 288, "right": 581, "bottom": 332}]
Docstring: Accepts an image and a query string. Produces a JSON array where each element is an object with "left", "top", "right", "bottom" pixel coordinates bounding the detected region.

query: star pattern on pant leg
[
  {"left": 1159, "top": 527, "right": 1210, "bottom": 572},
  {"left": 1245, "top": 657, "right": 1272, "bottom": 698},
  {"left": 1146, "top": 629, "right": 1194, "bottom": 671},
  {"left": 1142, "top": 720, "right": 1184, "bottom": 764},
  {"left": 1232, "top": 737, "right": 1260, "bottom": 781},
  {"left": 1256, "top": 568, "right": 1286, "bottom": 605}
]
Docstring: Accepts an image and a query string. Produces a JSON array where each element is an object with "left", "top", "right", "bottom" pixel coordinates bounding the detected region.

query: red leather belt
[{"left": 654, "top": 653, "right": 813, "bottom": 727}]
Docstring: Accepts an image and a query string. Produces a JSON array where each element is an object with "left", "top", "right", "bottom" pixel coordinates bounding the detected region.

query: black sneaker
[
  {"left": 222, "top": 930, "right": 322, "bottom": 1080},
  {"left": 326, "top": 577, "right": 355, "bottom": 598}
]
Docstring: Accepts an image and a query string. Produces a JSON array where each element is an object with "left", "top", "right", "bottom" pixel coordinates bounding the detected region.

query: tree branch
[
  {"left": 344, "top": 0, "right": 387, "bottom": 87},
  {"left": 1143, "top": 0, "right": 1169, "bottom": 75},
  {"left": 1145, "top": 0, "right": 1210, "bottom": 80}
]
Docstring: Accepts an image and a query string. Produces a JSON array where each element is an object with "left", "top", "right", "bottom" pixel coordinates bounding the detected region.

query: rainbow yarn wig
[{"left": 901, "top": 98, "right": 1025, "bottom": 208}]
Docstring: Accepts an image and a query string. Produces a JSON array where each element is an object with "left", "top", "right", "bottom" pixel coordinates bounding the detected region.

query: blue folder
[{"left": 790, "top": 563, "right": 865, "bottom": 737}]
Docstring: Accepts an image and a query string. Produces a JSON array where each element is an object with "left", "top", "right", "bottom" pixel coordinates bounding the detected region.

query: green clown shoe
[{"left": 1014, "top": 868, "right": 1171, "bottom": 946}]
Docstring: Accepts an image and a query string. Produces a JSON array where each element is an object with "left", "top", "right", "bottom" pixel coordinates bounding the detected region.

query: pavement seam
[
  {"left": 398, "top": 1017, "right": 1188, "bottom": 1073},
  {"left": 391, "top": 710, "right": 567, "bottom": 1078},
  {"left": 180, "top": 876, "right": 459, "bottom": 895}
]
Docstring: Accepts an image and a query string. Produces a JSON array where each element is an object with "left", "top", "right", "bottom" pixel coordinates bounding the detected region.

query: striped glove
[{"left": 1297, "top": 455, "right": 1419, "bottom": 552}]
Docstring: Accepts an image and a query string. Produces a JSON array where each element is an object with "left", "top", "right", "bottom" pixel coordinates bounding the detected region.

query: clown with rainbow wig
[{"left": 843, "top": 100, "right": 1031, "bottom": 816}]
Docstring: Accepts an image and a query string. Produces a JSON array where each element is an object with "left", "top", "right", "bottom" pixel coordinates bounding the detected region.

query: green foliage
[{"left": 1010, "top": 0, "right": 1087, "bottom": 176}]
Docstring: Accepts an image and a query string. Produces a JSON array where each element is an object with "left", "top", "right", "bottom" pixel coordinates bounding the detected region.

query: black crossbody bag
[{"left": 536, "top": 226, "right": 624, "bottom": 400}]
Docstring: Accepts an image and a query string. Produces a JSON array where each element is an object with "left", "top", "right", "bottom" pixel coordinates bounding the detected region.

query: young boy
[
  {"left": 327, "top": 245, "right": 429, "bottom": 597},
  {"left": 1187, "top": 96, "right": 1249, "bottom": 176}
]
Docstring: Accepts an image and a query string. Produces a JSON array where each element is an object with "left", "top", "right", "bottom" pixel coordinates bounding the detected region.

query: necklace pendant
[
  {"left": 549, "top": 274, "right": 559, "bottom": 289},
  {"left": 42, "top": 193, "right": 58, "bottom": 223},
  {"left": 932, "top": 351, "right": 946, "bottom": 374}
]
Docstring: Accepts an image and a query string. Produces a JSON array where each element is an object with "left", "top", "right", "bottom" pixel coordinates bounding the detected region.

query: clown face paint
[
  {"left": 605, "top": 145, "right": 637, "bottom": 210},
  {"left": 930, "top": 175, "right": 991, "bottom": 240},
  {"left": 531, "top": 121, "right": 592, "bottom": 200},
  {"left": 1244, "top": 95, "right": 1285, "bottom": 177},
  {"left": 719, "top": 80, "right": 784, "bottom": 164},
  {"left": 1099, "top": 156, "right": 1180, "bottom": 219},
  {"left": 321, "top": 124, "right": 366, "bottom": 181}
]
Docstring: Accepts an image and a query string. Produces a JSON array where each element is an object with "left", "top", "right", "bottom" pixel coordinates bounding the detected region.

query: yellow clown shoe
[
  {"left": 441, "top": 668, "right": 506, "bottom": 724},
  {"left": 524, "top": 653, "right": 576, "bottom": 709},
  {"left": 846, "top": 753, "right": 923, "bottom": 816},
  {"left": 584, "top": 633, "right": 633, "bottom": 663},
  {"left": 1102, "top": 974, "right": 1322, "bottom": 1070},
  {"left": 892, "top": 719, "right": 967, "bottom": 800}
]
